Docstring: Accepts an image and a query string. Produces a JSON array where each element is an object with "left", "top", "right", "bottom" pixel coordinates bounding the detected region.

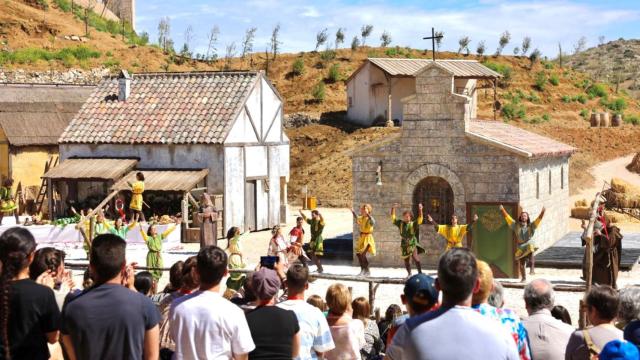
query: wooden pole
[
  {"left": 579, "top": 190, "right": 605, "bottom": 328},
  {"left": 46, "top": 178, "right": 53, "bottom": 220},
  {"left": 85, "top": 189, "right": 119, "bottom": 219},
  {"left": 493, "top": 79, "right": 498, "bottom": 121}
]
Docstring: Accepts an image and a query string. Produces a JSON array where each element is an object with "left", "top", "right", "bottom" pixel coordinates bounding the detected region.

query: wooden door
[
  {"left": 468, "top": 203, "right": 518, "bottom": 278},
  {"left": 244, "top": 181, "right": 257, "bottom": 231}
]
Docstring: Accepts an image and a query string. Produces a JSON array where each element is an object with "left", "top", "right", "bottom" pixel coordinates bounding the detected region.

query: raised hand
[
  {"left": 426, "top": 214, "right": 433, "bottom": 223},
  {"left": 499, "top": 204, "right": 504, "bottom": 211},
  {"left": 473, "top": 214, "right": 479, "bottom": 222},
  {"left": 418, "top": 203, "right": 424, "bottom": 211},
  {"left": 36, "top": 270, "right": 55, "bottom": 289}
]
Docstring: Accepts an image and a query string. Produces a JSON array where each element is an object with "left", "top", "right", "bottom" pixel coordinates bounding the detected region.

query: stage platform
[{"left": 536, "top": 231, "right": 640, "bottom": 270}]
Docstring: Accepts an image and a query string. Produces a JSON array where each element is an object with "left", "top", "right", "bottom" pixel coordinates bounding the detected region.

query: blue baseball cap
[
  {"left": 403, "top": 273, "right": 438, "bottom": 307},
  {"left": 600, "top": 339, "right": 639, "bottom": 360}
]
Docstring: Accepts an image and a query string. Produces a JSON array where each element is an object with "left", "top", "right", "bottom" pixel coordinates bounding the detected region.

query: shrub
[
  {"left": 501, "top": 102, "right": 526, "bottom": 120},
  {"left": 312, "top": 81, "right": 325, "bottom": 102},
  {"left": 561, "top": 95, "right": 571, "bottom": 103},
  {"left": 103, "top": 58, "right": 120, "bottom": 68},
  {"left": 586, "top": 83, "right": 608, "bottom": 98},
  {"left": 327, "top": 63, "right": 340, "bottom": 83},
  {"left": 625, "top": 114, "right": 640, "bottom": 125},
  {"left": 0, "top": 46, "right": 100, "bottom": 66},
  {"left": 579, "top": 109, "right": 589, "bottom": 120},
  {"left": 526, "top": 91, "right": 541, "bottom": 103},
  {"left": 543, "top": 62, "right": 554, "bottom": 70},
  {"left": 483, "top": 61, "right": 512, "bottom": 87},
  {"left": 574, "top": 94, "right": 587, "bottom": 104},
  {"left": 549, "top": 74, "right": 560, "bottom": 86},
  {"left": 319, "top": 49, "right": 336, "bottom": 62},
  {"left": 542, "top": 113, "right": 550, "bottom": 122},
  {"left": 292, "top": 58, "right": 305, "bottom": 76},
  {"left": 534, "top": 72, "right": 546, "bottom": 91},
  {"left": 603, "top": 98, "right": 628, "bottom": 114},
  {"left": 53, "top": 0, "right": 71, "bottom": 12}
]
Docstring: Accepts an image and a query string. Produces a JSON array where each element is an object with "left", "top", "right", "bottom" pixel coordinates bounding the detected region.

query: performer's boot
[
  {"left": 415, "top": 261, "right": 422, "bottom": 274},
  {"left": 404, "top": 260, "right": 412, "bottom": 278},
  {"left": 314, "top": 256, "right": 324, "bottom": 273},
  {"left": 519, "top": 261, "right": 526, "bottom": 282},
  {"left": 14, "top": 211, "right": 19, "bottom": 225}
]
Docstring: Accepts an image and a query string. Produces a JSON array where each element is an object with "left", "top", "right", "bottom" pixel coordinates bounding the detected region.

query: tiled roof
[
  {"left": 59, "top": 71, "right": 261, "bottom": 144},
  {"left": 366, "top": 58, "right": 501, "bottom": 78},
  {"left": 467, "top": 120, "right": 575, "bottom": 158}
]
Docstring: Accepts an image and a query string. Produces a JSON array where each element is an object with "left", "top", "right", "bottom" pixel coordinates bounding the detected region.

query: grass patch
[
  {"left": 482, "top": 61, "right": 512, "bottom": 87},
  {"left": 534, "top": 71, "right": 546, "bottom": 91},
  {"left": 501, "top": 102, "right": 526, "bottom": 121},
  {"left": 586, "top": 83, "right": 608, "bottom": 99},
  {"left": 625, "top": 114, "right": 640, "bottom": 125},
  {"left": 549, "top": 74, "right": 560, "bottom": 86},
  {"left": 312, "top": 81, "right": 325, "bottom": 102},
  {"left": 326, "top": 63, "right": 341, "bottom": 83},
  {"left": 579, "top": 109, "right": 589, "bottom": 120},
  {"left": 601, "top": 97, "right": 628, "bottom": 114},
  {"left": 291, "top": 58, "right": 305, "bottom": 76},
  {"left": 561, "top": 95, "right": 571, "bottom": 103},
  {"left": 0, "top": 46, "right": 100, "bottom": 65}
]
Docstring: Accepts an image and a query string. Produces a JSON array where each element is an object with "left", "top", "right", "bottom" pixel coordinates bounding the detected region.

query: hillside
[
  {"left": 2, "top": 0, "right": 640, "bottom": 206},
  {"left": 566, "top": 39, "right": 640, "bottom": 100}
]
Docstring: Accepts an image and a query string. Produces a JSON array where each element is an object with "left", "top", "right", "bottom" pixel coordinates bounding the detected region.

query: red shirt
[{"left": 289, "top": 227, "right": 304, "bottom": 244}]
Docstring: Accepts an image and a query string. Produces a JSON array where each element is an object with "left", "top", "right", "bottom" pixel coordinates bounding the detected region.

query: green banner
[{"left": 470, "top": 204, "right": 516, "bottom": 278}]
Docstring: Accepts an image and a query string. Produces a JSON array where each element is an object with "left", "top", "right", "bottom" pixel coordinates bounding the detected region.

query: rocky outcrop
[
  {"left": 0, "top": 68, "right": 110, "bottom": 84},
  {"left": 283, "top": 112, "right": 321, "bottom": 128}
]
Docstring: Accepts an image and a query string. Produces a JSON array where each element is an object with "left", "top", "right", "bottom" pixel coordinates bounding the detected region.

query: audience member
[
  {"left": 386, "top": 248, "right": 518, "bottom": 360},
  {"left": 134, "top": 271, "right": 155, "bottom": 296},
  {"left": 599, "top": 339, "right": 639, "bottom": 360},
  {"left": 0, "top": 228, "right": 60, "bottom": 360},
  {"left": 618, "top": 287, "right": 640, "bottom": 349},
  {"left": 246, "top": 266, "right": 300, "bottom": 359},
  {"left": 170, "top": 245, "right": 255, "bottom": 359},
  {"left": 488, "top": 279, "right": 505, "bottom": 308},
  {"left": 522, "top": 279, "right": 574, "bottom": 360},
  {"left": 81, "top": 269, "right": 93, "bottom": 289},
  {"left": 277, "top": 264, "right": 335, "bottom": 360},
  {"left": 151, "top": 260, "right": 184, "bottom": 305},
  {"left": 158, "top": 257, "right": 198, "bottom": 359},
  {"left": 60, "top": 234, "right": 160, "bottom": 360},
  {"left": 230, "top": 271, "right": 258, "bottom": 312},
  {"left": 352, "top": 297, "right": 382, "bottom": 359},
  {"left": 565, "top": 285, "right": 623, "bottom": 359},
  {"left": 378, "top": 304, "right": 402, "bottom": 350},
  {"left": 551, "top": 305, "right": 573, "bottom": 325},
  {"left": 472, "top": 260, "right": 531, "bottom": 360},
  {"left": 306, "top": 294, "right": 327, "bottom": 313},
  {"left": 385, "top": 273, "right": 438, "bottom": 352},
  {"left": 325, "top": 283, "right": 366, "bottom": 360},
  {"left": 29, "top": 247, "right": 75, "bottom": 310}
]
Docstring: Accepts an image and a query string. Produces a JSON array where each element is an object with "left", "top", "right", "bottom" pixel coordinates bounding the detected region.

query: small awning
[
  {"left": 112, "top": 170, "right": 209, "bottom": 192},
  {"left": 43, "top": 158, "right": 138, "bottom": 180}
]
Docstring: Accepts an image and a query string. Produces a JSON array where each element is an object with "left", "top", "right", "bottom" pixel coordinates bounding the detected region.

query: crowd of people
[{"left": 1, "top": 226, "right": 640, "bottom": 360}]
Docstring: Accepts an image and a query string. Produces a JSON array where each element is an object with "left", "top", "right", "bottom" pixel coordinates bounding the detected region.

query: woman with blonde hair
[
  {"left": 352, "top": 204, "right": 376, "bottom": 276},
  {"left": 325, "top": 283, "right": 365, "bottom": 360},
  {"left": 352, "top": 297, "right": 382, "bottom": 359},
  {"left": 268, "top": 225, "right": 290, "bottom": 269}
]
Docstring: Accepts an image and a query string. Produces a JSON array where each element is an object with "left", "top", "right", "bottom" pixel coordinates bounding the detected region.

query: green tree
[
  {"left": 380, "top": 30, "right": 392, "bottom": 47},
  {"left": 521, "top": 36, "right": 531, "bottom": 55},
  {"left": 360, "top": 25, "right": 373, "bottom": 46},
  {"left": 496, "top": 30, "right": 511, "bottom": 55},
  {"left": 335, "top": 28, "right": 345, "bottom": 49},
  {"left": 315, "top": 28, "right": 328, "bottom": 51},
  {"left": 458, "top": 36, "right": 471, "bottom": 55}
]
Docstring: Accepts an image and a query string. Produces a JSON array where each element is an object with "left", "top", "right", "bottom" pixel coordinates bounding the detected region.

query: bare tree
[
  {"left": 558, "top": 42, "right": 564, "bottom": 68},
  {"left": 435, "top": 31, "right": 444, "bottom": 50},
  {"left": 351, "top": 36, "right": 360, "bottom": 55},
  {"left": 476, "top": 41, "right": 486, "bottom": 57},
  {"left": 496, "top": 30, "right": 511, "bottom": 55},
  {"left": 458, "top": 36, "right": 471, "bottom": 55},
  {"left": 360, "top": 25, "right": 373, "bottom": 46},
  {"left": 157, "top": 17, "right": 172, "bottom": 52},
  {"left": 573, "top": 36, "right": 587, "bottom": 55},
  {"left": 241, "top": 27, "right": 257, "bottom": 59},
  {"left": 380, "top": 30, "right": 392, "bottom": 47},
  {"left": 224, "top": 42, "right": 237, "bottom": 70},
  {"left": 529, "top": 48, "right": 541, "bottom": 70},
  {"left": 206, "top": 25, "right": 220, "bottom": 60},
  {"left": 270, "top": 23, "right": 282, "bottom": 60},
  {"left": 315, "top": 28, "right": 328, "bottom": 51},
  {"left": 521, "top": 36, "right": 531, "bottom": 55},
  {"left": 598, "top": 35, "right": 606, "bottom": 46},
  {"left": 335, "top": 28, "right": 345, "bottom": 50},
  {"left": 182, "top": 25, "right": 194, "bottom": 56}
]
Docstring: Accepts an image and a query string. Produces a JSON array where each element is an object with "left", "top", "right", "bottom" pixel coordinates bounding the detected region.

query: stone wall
[{"left": 0, "top": 69, "right": 109, "bottom": 85}]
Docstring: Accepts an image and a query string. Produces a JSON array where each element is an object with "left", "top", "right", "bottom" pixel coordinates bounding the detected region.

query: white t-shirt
[
  {"left": 170, "top": 290, "right": 255, "bottom": 359},
  {"left": 277, "top": 299, "right": 335, "bottom": 360},
  {"left": 387, "top": 306, "right": 519, "bottom": 360}
]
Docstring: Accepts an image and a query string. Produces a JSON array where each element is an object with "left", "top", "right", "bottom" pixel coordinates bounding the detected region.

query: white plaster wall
[
  {"left": 346, "top": 63, "right": 372, "bottom": 126},
  {"left": 261, "top": 78, "right": 281, "bottom": 141},
  {"left": 224, "top": 146, "right": 245, "bottom": 232},
  {"left": 268, "top": 144, "right": 290, "bottom": 226},
  {"left": 391, "top": 78, "right": 415, "bottom": 123},
  {"left": 246, "top": 82, "right": 262, "bottom": 139},
  {"left": 226, "top": 108, "right": 260, "bottom": 144},
  {"left": 245, "top": 146, "right": 268, "bottom": 178},
  {"left": 454, "top": 79, "right": 478, "bottom": 119},
  {"left": 255, "top": 178, "right": 269, "bottom": 230}
]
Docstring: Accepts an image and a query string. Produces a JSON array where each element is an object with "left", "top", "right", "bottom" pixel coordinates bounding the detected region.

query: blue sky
[{"left": 135, "top": 0, "right": 640, "bottom": 58}]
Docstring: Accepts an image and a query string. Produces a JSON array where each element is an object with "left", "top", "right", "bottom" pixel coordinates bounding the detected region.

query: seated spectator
[
  {"left": 352, "top": 297, "right": 382, "bottom": 359},
  {"left": 385, "top": 273, "right": 438, "bottom": 352},
  {"left": 158, "top": 257, "right": 198, "bottom": 360},
  {"left": 60, "top": 234, "right": 160, "bottom": 360},
  {"left": 617, "top": 287, "right": 640, "bottom": 348},
  {"left": 277, "top": 264, "right": 335, "bottom": 359},
  {"left": 378, "top": 304, "right": 402, "bottom": 349},
  {"left": 0, "top": 228, "right": 60, "bottom": 360},
  {"left": 325, "top": 283, "right": 365, "bottom": 360},
  {"left": 566, "top": 285, "right": 623, "bottom": 359},
  {"left": 246, "top": 266, "right": 300, "bottom": 359},
  {"left": 599, "top": 339, "right": 639, "bottom": 360},
  {"left": 230, "top": 271, "right": 258, "bottom": 312},
  {"left": 29, "top": 247, "right": 75, "bottom": 310},
  {"left": 170, "top": 246, "right": 255, "bottom": 359},
  {"left": 134, "top": 271, "right": 155, "bottom": 296},
  {"left": 488, "top": 279, "right": 505, "bottom": 308},
  {"left": 522, "top": 279, "right": 574, "bottom": 360},
  {"left": 307, "top": 294, "right": 327, "bottom": 313},
  {"left": 151, "top": 260, "right": 184, "bottom": 305},
  {"left": 472, "top": 260, "right": 531, "bottom": 360},
  {"left": 551, "top": 305, "right": 573, "bottom": 325},
  {"left": 386, "top": 248, "right": 518, "bottom": 360}
]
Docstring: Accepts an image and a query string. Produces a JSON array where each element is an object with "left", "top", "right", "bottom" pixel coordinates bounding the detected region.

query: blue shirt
[{"left": 277, "top": 299, "right": 335, "bottom": 360}]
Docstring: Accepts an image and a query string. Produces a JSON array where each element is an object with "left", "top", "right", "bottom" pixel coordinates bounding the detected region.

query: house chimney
[{"left": 118, "top": 69, "right": 131, "bottom": 101}]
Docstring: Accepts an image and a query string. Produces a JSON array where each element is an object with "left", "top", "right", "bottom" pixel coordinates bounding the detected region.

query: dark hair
[
  {"left": 518, "top": 212, "right": 531, "bottom": 226},
  {"left": 181, "top": 256, "right": 199, "bottom": 290},
  {"left": 82, "top": 269, "right": 94, "bottom": 289},
  {"left": 2, "top": 178, "right": 13, "bottom": 187},
  {"left": 586, "top": 284, "right": 619, "bottom": 321},
  {"left": 226, "top": 227, "right": 239, "bottom": 240},
  {"left": 385, "top": 304, "right": 402, "bottom": 321},
  {"left": 197, "top": 246, "right": 227, "bottom": 287},
  {"left": 165, "top": 260, "right": 184, "bottom": 293},
  {"left": 146, "top": 224, "right": 155, "bottom": 237},
  {"left": 136, "top": 172, "right": 145, "bottom": 181},
  {"left": 286, "top": 264, "right": 309, "bottom": 293},
  {"left": 296, "top": 216, "right": 303, "bottom": 222},
  {"left": 437, "top": 248, "right": 478, "bottom": 304},
  {"left": 352, "top": 297, "right": 371, "bottom": 321},
  {"left": 90, "top": 234, "right": 127, "bottom": 283},
  {"left": 0, "top": 228, "right": 37, "bottom": 359},
  {"left": 29, "top": 247, "right": 66, "bottom": 280},
  {"left": 311, "top": 210, "right": 320, "bottom": 216},
  {"left": 134, "top": 271, "right": 154, "bottom": 295},
  {"left": 551, "top": 305, "right": 572, "bottom": 325}
]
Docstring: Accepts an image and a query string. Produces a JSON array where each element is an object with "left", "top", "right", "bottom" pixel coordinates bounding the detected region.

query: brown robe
[
  {"left": 583, "top": 225, "right": 622, "bottom": 289},
  {"left": 198, "top": 194, "right": 218, "bottom": 248}
]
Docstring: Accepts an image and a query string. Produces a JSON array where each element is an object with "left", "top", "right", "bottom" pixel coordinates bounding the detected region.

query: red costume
[{"left": 289, "top": 226, "right": 305, "bottom": 256}]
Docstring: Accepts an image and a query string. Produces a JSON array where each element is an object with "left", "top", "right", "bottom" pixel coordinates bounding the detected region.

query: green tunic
[
  {"left": 109, "top": 226, "right": 131, "bottom": 239},
  {"left": 392, "top": 214, "right": 425, "bottom": 259},
  {"left": 0, "top": 187, "right": 17, "bottom": 213},
  {"left": 141, "top": 226, "right": 176, "bottom": 281},
  {"left": 305, "top": 217, "right": 325, "bottom": 256}
]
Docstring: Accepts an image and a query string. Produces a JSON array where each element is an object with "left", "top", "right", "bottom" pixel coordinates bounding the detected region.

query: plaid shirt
[
  {"left": 278, "top": 299, "right": 335, "bottom": 360},
  {"left": 473, "top": 303, "right": 532, "bottom": 360}
]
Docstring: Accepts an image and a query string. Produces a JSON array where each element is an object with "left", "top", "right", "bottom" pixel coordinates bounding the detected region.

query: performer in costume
[
  {"left": 351, "top": 204, "right": 376, "bottom": 276},
  {"left": 300, "top": 209, "right": 325, "bottom": 273},
  {"left": 289, "top": 217, "right": 306, "bottom": 265},
  {"left": 391, "top": 203, "right": 424, "bottom": 277},
  {"left": 104, "top": 216, "right": 137, "bottom": 239},
  {"left": 499, "top": 204, "right": 545, "bottom": 282},
  {"left": 226, "top": 226, "right": 249, "bottom": 269},
  {"left": 268, "top": 225, "right": 290, "bottom": 269},
  {"left": 0, "top": 178, "right": 20, "bottom": 225},
  {"left": 426, "top": 213, "right": 478, "bottom": 251},
  {"left": 140, "top": 219, "right": 179, "bottom": 281},
  {"left": 128, "top": 172, "right": 146, "bottom": 223},
  {"left": 581, "top": 205, "right": 622, "bottom": 288},
  {"left": 198, "top": 193, "right": 218, "bottom": 248}
]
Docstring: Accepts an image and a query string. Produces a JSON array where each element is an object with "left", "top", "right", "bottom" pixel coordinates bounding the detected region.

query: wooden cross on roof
[{"left": 423, "top": 27, "right": 443, "bottom": 61}]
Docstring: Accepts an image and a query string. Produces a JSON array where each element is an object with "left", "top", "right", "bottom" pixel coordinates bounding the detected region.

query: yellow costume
[
  {"left": 130, "top": 180, "right": 145, "bottom": 212},
  {"left": 355, "top": 215, "right": 376, "bottom": 256},
  {"left": 501, "top": 208, "right": 543, "bottom": 259},
  {"left": 437, "top": 225, "right": 469, "bottom": 250}
]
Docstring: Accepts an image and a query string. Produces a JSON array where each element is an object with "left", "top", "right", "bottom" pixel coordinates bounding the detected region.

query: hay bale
[
  {"left": 604, "top": 211, "right": 621, "bottom": 223},
  {"left": 610, "top": 178, "right": 640, "bottom": 195},
  {"left": 574, "top": 199, "right": 588, "bottom": 207},
  {"left": 571, "top": 207, "right": 591, "bottom": 219},
  {"left": 627, "top": 153, "right": 640, "bottom": 175}
]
